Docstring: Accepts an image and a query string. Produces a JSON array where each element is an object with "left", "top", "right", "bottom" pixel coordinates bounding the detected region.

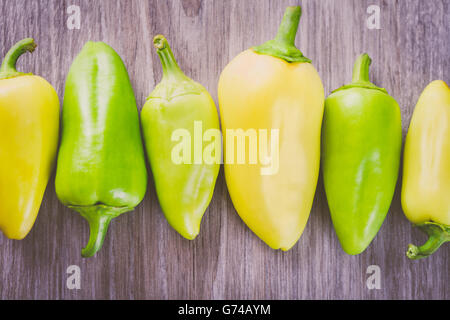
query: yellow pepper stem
[
  {"left": 252, "top": 6, "right": 310, "bottom": 63},
  {"left": 0, "top": 38, "right": 36, "bottom": 79},
  {"left": 407, "top": 222, "right": 450, "bottom": 260}
]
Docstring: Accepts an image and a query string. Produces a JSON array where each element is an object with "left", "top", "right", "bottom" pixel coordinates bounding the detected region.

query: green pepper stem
[
  {"left": 252, "top": 6, "right": 310, "bottom": 63},
  {"left": 153, "top": 35, "right": 185, "bottom": 80},
  {"left": 81, "top": 214, "right": 113, "bottom": 258},
  {"left": 274, "top": 6, "right": 302, "bottom": 47},
  {"left": 352, "top": 53, "right": 371, "bottom": 83},
  {"left": 0, "top": 38, "right": 36, "bottom": 79},
  {"left": 332, "top": 53, "right": 387, "bottom": 93},
  {"left": 406, "top": 222, "right": 450, "bottom": 260},
  {"left": 69, "top": 204, "right": 132, "bottom": 258}
]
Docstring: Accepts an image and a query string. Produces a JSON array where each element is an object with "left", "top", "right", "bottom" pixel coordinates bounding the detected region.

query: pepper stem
[
  {"left": 332, "top": 53, "right": 387, "bottom": 93},
  {"left": 0, "top": 38, "right": 36, "bottom": 80},
  {"left": 406, "top": 222, "right": 450, "bottom": 260},
  {"left": 153, "top": 35, "right": 185, "bottom": 80},
  {"left": 69, "top": 204, "right": 133, "bottom": 258},
  {"left": 352, "top": 53, "right": 371, "bottom": 83},
  {"left": 81, "top": 214, "right": 113, "bottom": 258},
  {"left": 253, "top": 6, "right": 310, "bottom": 63},
  {"left": 274, "top": 6, "right": 302, "bottom": 46}
]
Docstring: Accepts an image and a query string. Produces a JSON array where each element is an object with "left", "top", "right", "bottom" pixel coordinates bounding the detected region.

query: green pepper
[
  {"left": 55, "top": 41, "right": 148, "bottom": 257},
  {"left": 321, "top": 53, "right": 402, "bottom": 255},
  {"left": 140, "top": 35, "right": 220, "bottom": 240}
]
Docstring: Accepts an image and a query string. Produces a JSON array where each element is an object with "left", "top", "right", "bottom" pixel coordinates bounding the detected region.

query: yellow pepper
[
  {"left": 402, "top": 80, "right": 450, "bottom": 259},
  {"left": 218, "top": 7, "right": 324, "bottom": 250},
  {"left": 0, "top": 38, "right": 59, "bottom": 239}
]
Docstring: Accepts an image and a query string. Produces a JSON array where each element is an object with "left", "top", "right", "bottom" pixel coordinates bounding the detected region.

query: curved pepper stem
[
  {"left": 153, "top": 35, "right": 186, "bottom": 80},
  {"left": 0, "top": 38, "right": 37, "bottom": 80},
  {"left": 253, "top": 6, "right": 311, "bottom": 63},
  {"left": 406, "top": 222, "right": 450, "bottom": 260},
  {"left": 69, "top": 205, "right": 132, "bottom": 258},
  {"left": 82, "top": 214, "right": 113, "bottom": 258}
]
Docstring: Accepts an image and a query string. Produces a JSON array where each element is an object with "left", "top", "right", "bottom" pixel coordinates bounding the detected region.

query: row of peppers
[{"left": 0, "top": 6, "right": 448, "bottom": 259}]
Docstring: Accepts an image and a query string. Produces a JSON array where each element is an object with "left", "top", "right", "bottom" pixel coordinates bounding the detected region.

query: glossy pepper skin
[
  {"left": 322, "top": 54, "right": 402, "bottom": 255},
  {"left": 218, "top": 6, "right": 324, "bottom": 250},
  {"left": 0, "top": 38, "right": 59, "bottom": 239},
  {"left": 55, "top": 42, "right": 147, "bottom": 257},
  {"left": 141, "top": 36, "right": 220, "bottom": 240},
  {"left": 402, "top": 80, "right": 450, "bottom": 259}
]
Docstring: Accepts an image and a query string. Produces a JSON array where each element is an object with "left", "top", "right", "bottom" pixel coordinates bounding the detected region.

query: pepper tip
[
  {"left": 360, "top": 53, "right": 372, "bottom": 65},
  {"left": 286, "top": 5, "right": 302, "bottom": 15},
  {"left": 25, "top": 38, "right": 37, "bottom": 52},
  {"left": 153, "top": 35, "right": 167, "bottom": 50},
  {"left": 406, "top": 244, "right": 419, "bottom": 259}
]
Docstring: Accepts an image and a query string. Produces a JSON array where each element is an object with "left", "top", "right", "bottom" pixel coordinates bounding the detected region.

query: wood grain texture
[{"left": 0, "top": 0, "right": 448, "bottom": 300}]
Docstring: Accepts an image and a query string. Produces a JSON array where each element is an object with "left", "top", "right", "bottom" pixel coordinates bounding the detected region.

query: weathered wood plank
[{"left": 0, "top": 0, "right": 448, "bottom": 299}]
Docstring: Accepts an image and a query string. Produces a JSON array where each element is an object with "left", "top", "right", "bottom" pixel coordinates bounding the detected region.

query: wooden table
[{"left": 0, "top": 0, "right": 448, "bottom": 299}]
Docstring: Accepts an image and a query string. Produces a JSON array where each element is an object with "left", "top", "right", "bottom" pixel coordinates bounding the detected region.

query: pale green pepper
[{"left": 141, "top": 35, "right": 220, "bottom": 240}]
